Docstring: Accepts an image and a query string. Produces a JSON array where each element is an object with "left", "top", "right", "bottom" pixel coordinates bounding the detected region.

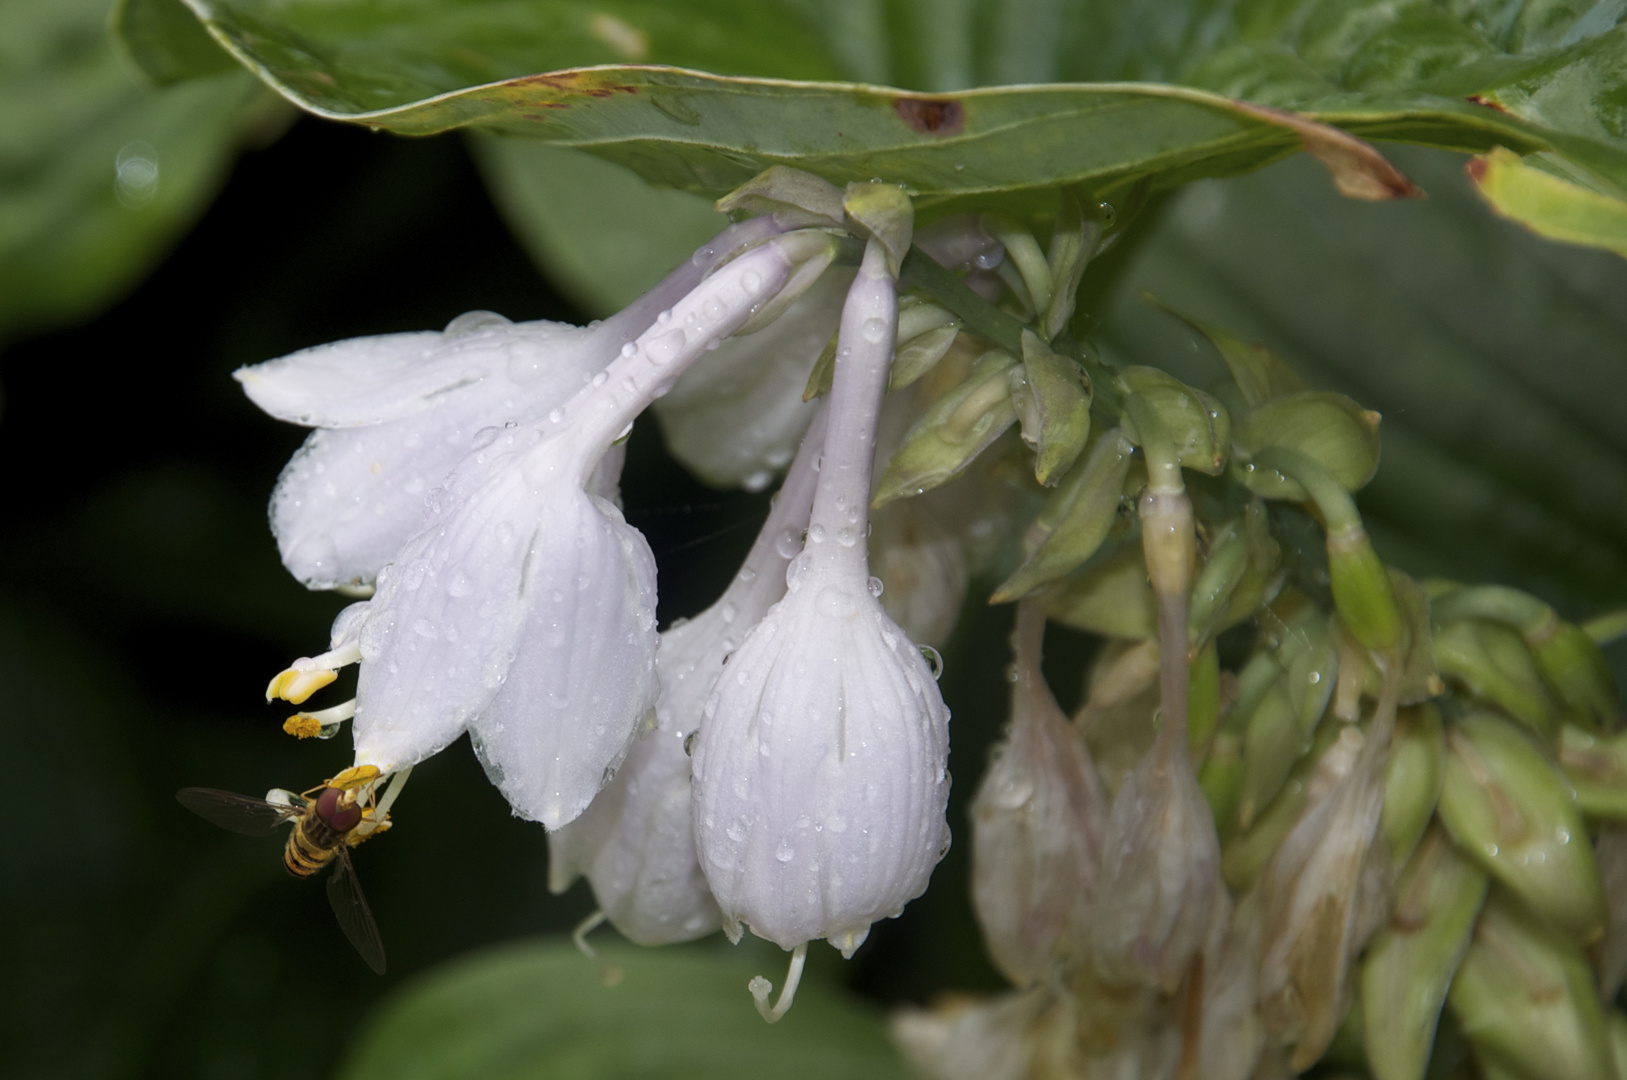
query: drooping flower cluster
[{"left": 236, "top": 153, "right": 1627, "bottom": 1075}]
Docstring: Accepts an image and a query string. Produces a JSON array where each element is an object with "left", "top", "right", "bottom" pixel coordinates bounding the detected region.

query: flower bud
[
  {"left": 873, "top": 350, "right": 1018, "bottom": 506},
  {"left": 1234, "top": 391, "right": 1382, "bottom": 499},
  {"left": 1447, "top": 890, "right": 1615, "bottom": 1080},
  {"left": 978, "top": 212, "right": 1054, "bottom": 320},
  {"left": 1041, "top": 190, "right": 1101, "bottom": 340},
  {"left": 844, "top": 181, "right": 913, "bottom": 277},
  {"left": 1046, "top": 542, "right": 1158, "bottom": 640},
  {"left": 1119, "top": 366, "right": 1230, "bottom": 475},
  {"left": 1558, "top": 724, "right": 1627, "bottom": 818},
  {"left": 1434, "top": 620, "right": 1564, "bottom": 740},
  {"left": 1187, "top": 517, "right": 1251, "bottom": 648},
  {"left": 1074, "top": 639, "right": 1162, "bottom": 797},
  {"left": 1199, "top": 730, "right": 1245, "bottom": 838},
  {"left": 691, "top": 238, "right": 951, "bottom": 959},
  {"left": 1381, "top": 703, "right": 1446, "bottom": 870},
  {"left": 992, "top": 427, "right": 1133, "bottom": 602},
  {"left": 1222, "top": 718, "right": 1350, "bottom": 892},
  {"left": 1008, "top": 330, "right": 1092, "bottom": 486},
  {"left": 889, "top": 297, "right": 961, "bottom": 389},
  {"left": 891, "top": 988, "right": 1071, "bottom": 1080},
  {"left": 1360, "top": 827, "right": 1488, "bottom": 1080},
  {"left": 970, "top": 601, "right": 1108, "bottom": 986},
  {"left": 1437, "top": 709, "right": 1606, "bottom": 943},
  {"left": 1236, "top": 611, "right": 1339, "bottom": 828}
]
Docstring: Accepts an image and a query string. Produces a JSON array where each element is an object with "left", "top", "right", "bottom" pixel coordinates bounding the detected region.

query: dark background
[{"left": 0, "top": 116, "right": 1038, "bottom": 1080}]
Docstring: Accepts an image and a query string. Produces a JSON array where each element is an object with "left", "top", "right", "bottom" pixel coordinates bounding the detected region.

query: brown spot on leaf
[
  {"left": 895, "top": 97, "right": 964, "bottom": 136},
  {"left": 1466, "top": 155, "right": 1489, "bottom": 184},
  {"left": 508, "top": 71, "right": 639, "bottom": 99},
  {"left": 1467, "top": 94, "right": 1512, "bottom": 114}
]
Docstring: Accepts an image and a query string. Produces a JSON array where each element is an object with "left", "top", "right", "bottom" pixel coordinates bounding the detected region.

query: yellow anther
[
  {"left": 330, "top": 764, "right": 382, "bottom": 791},
  {"left": 266, "top": 666, "right": 337, "bottom": 705},
  {"left": 283, "top": 714, "right": 324, "bottom": 739}
]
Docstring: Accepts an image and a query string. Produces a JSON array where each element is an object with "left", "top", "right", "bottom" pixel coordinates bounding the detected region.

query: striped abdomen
[{"left": 282, "top": 787, "right": 363, "bottom": 877}]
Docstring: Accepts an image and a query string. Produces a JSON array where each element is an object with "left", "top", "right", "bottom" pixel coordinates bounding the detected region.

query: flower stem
[{"left": 805, "top": 239, "right": 897, "bottom": 577}]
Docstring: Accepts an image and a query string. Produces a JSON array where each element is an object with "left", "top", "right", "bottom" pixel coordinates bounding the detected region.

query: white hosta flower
[
  {"left": 653, "top": 269, "right": 852, "bottom": 490},
  {"left": 239, "top": 218, "right": 784, "bottom": 589},
  {"left": 691, "top": 237, "right": 952, "bottom": 963},
  {"left": 270, "top": 230, "right": 839, "bottom": 830},
  {"left": 970, "top": 599, "right": 1107, "bottom": 987},
  {"left": 547, "top": 407, "right": 829, "bottom": 944}
]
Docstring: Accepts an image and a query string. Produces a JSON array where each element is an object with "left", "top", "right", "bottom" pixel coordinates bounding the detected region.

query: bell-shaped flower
[
  {"left": 269, "top": 230, "right": 839, "bottom": 830},
  {"left": 969, "top": 598, "right": 1108, "bottom": 987},
  {"left": 546, "top": 407, "right": 828, "bottom": 943},
  {"left": 690, "top": 238, "right": 952, "bottom": 972},
  {"left": 238, "top": 218, "right": 784, "bottom": 589}
]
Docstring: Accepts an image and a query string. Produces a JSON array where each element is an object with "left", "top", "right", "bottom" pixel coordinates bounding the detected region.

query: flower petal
[{"left": 237, "top": 315, "right": 599, "bottom": 428}]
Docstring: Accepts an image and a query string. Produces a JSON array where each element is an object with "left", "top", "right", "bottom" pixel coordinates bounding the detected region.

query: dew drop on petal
[
  {"left": 775, "top": 529, "right": 802, "bottom": 559},
  {"left": 860, "top": 317, "right": 888, "bottom": 344},
  {"left": 808, "top": 524, "right": 826, "bottom": 544},
  {"left": 775, "top": 840, "right": 795, "bottom": 863},
  {"left": 471, "top": 426, "right": 500, "bottom": 450},
  {"left": 867, "top": 576, "right": 884, "bottom": 598},
  {"left": 920, "top": 645, "right": 944, "bottom": 679}
]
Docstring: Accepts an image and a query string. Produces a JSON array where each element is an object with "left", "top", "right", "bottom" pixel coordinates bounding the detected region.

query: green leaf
[
  {"left": 472, "top": 137, "right": 727, "bottom": 316},
  {"left": 112, "top": 0, "right": 238, "bottom": 85},
  {"left": 1469, "top": 146, "right": 1627, "bottom": 258},
  {"left": 0, "top": 0, "right": 276, "bottom": 346},
  {"left": 336, "top": 938, "right": 911, "bottom": 1080}
]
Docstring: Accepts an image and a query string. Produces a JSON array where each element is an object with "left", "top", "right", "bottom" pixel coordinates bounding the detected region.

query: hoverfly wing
[
  {"left": 327, "top": 844, "right": 387, "bottom": 975},
  {"left": 176, "top": 787, "right": 293, "bottom": 836}
]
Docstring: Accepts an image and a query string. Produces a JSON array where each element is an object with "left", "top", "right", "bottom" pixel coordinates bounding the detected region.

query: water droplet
[
  {"left": 720, "top": 602, "right": 738, "bottom": 624},
  {"left": 817, "top": 585, "right": 859, "bottom": 618},
  {"left": 444, "top": 310, "right": 511, "bottom": 336},
  {"left": 471, "top": 426, "right": 500, "bottom": 450},
  {"left": 447, "top": 568, "right": 473, "bottom": 597},
  {"left": 866, "top": 576, "right": 884, "bottom": 598},
  {"left": 646, "top": 328, "right": 686, "bottom": 365},
  {"left": 548, "top": 408, "right": 564, "bottom": 424},
  {"left": 412, "top": 618, "right": 438, "bottom": 639},
  {"left": 1004, "top": 661, "right": 1020, "bottom": 683},
  {"left": 808, "top": 524, "right": 826, "bottom": 543},
  {"left": 737, "top": 567, "right": 757, "bottom": 584},
  {"left": 937, "top": 828, "right": 953, "bottom": 859},
  {"left": 657, "top": 309, "right": 672, "bottom": 324},
  {"left": 837, "top": 527, "right": 856, "bottom": 548},
  {"left": 592, "top": 371, "right": 608, "bottom": 388},
  {"left": 974, "top": 249, "right": 1003, "bottom": 270},
  {"left": 775, "top": 529, "right": 802, "bottom": 559},
  {"left": 620, "top": 341, "right": 638, "bottom": 358},
  {"left": 727, "top": 818, "right": 748, "bottom": 842},
  {"left": 600, "top": 765, "right": 617, "bottom": 788},
  {"left": 774, "top": 840, "right": 795, "bottom": 863},
  {"left": 743, "top": 470, "right": 772, "bottom": 492},
  {"left": 741, "top": 270, "right": 762, "bottom": 294},
  {"left": 860, "top": 317, "right": 888, "bottom": 344},
  {"left": 920, "top": 645, "right": 944, "bottom": 679}
]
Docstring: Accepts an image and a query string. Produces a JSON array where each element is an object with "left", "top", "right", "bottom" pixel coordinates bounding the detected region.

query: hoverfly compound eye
[{"left": 315, "top": 786, "right": 364, "bottom": 832}]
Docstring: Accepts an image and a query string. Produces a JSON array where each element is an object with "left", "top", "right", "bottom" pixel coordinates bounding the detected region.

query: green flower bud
[
  {"left": 843, "top": 181, "right": 913, "bottom": 277},
  {"left": 1218, "top": 499, "right": 1285, "bottom": 630},
  {"left": 1236, "top": 612, "right": 1339, "bottom": 829},
  {"left": 978, "top": 211, "right": 1054, "bottom": 321},
  {"left": 1434, "top": 620, "right": 1563, "bottom": 740},
  {"left": 1199, "top": 730, "right": 1245, "bottom": 842},
  {"left": 1360, "top": 828, "right": 1488, "bottom": 1080},
  {"left": 992, "top": 428, "right": 1133, "bottom": 603},
  {"left": 1557, "top": 724, "right": 1627, "bottom": 819},
  {"left": 1437, "top": 710, "right": 1606, "bottom": 943},
  {"left": 1221, "top": 719, "right": 1348, "bottom": 892},
  {"left": 1447, "top": 890, "right": 1615, "bottom": 1080},
  {"left": 1432, "top": 585, "right": 1620, "bottom": 730},
  {"left": 715, "top": 164, "right": 844, "bottom": 227},
  {"left": 1189, "top": 641, "right": 1222, "bottom": 764},
  {"left": 1144, "top": 295, "right": 1306, "bottom": 409},
  {"left": 1382, "top": 703, "right": 1446, "bottom": 870},
  {"left": 1188, "top": 517, "right": 1250, "bottom": 649},
  {"left": 1234, "top": 391, "right": 1382, "bottom": 498},
  {"left": 801, "top": 330, "right": 840, "bottom": 401},
  {"left": 1046, "top": 543, "right": 1157, "bottom": 641},
  {"left": 1042, "top": 191, "right": 1101, "bottom": 341},
  {"left": 1330, "top": 572, "right": 1443, "bottom": 719},
  {"left": 1009, "top": 331, "right": 1092, "bottom": 486},
  {"left": 1120, "top": 366, "right": 1230, "bottom": 475},
  {"left": 890, "top": 296, "right": 962, "bottom": 389},
  {"left": 873, "top": 350, "right": 1018, "bottom": 506}
]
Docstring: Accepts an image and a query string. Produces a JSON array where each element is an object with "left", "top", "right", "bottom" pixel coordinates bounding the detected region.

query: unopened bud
[
  {"left": 1235, "top": 391, "right": 1381, "bottom": 498},
  {"left": 1009, "top": 331, "right": 1092, "bottom": 485},
  {"left": 1144, "top": 294, "right": 1306, "bottom": 408},
  {"left": 1199, "top": 730, "right": 1245, "bottom": 843},
  {"left": 1120, "top": 366, "right": 1230, "bottom": 475},
  {"left": 992, "top": 428, "right": 1132, "bottom": 603},
  {"left": 889, "top": 297, "right": 961, "bottom": 389},
  {"left": 1433, "top": 619, "right": 1562, "bottom": 739},
  {"left": 1237, "top": 612, "right": 1339, "bottom": 829},
  {"left": 1381, "top": 703, "right": 1446, "bottom": 869},
  {"left": 1532, "top": 621, "right": 1621, "bottom": 731},
  {"left": 1222, "top": 719, "right": 1350, "bottom": 892},
  {"left": 873, "top": 351, "right": 1018, "bottom": 506},
  {"left": 716, "top": 165, "right": 844, "bottom": 228},
  {"left": 844, "top": 181, "right": 913, "bottom": 277},
  {"left": 1046, "top": 542, "right": 1157, "bottom": 640},
  {"left": 1437, "top": 710, "right": 1606, "bottom": 943},
  {"left": 1447, "top": 890, "right": 1615, "bottom": 1080},
  {"left": 1042, "top": 190, "right": 1101, "bottom": 340},
  {"left": 1220, "top": 499, "right": 1285, "bottom": 629},
  {"left": 1558, "top": 724, "right": 1627, "bottom": 819},
  {"left": 1188, "top": 518, "right": 1251, "bottom": 649},
  {"left": 1360, "top": 827, "right": 1488, "bottom": 1080},
  {"left": 978, "top": 212, "right": 1054, "bottom": 320}
]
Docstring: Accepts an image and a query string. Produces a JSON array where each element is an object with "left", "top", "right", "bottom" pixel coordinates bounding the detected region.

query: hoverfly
[{"left": 177, "top": 767, "right": 397, "bottom": 974}]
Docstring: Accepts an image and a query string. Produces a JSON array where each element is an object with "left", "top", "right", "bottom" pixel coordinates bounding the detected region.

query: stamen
[
  {"left": 748, "top": 941, "right": 807, "bottom": 1023},
  {"left": 329, "top": 764, "right": 382, "bottom": 791},
  {"left": 265, "top": 643, "right": 361, "bottom": 704},
  {"left": 571, "top": 910, "right": 625, "bottom": 987},
  {"left": 282, "top": 699, "right": 356, "bottom": 739}
]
